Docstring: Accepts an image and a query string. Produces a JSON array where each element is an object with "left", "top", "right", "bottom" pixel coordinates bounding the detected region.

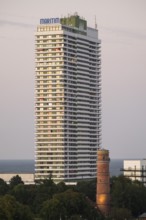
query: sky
[{"left": 0, "top": 0, "right": 146, "bottom": 159}]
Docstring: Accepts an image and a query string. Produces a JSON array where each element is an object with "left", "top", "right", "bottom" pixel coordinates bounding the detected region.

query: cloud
[{"left": 0, "top": 19, "right": 35, "bottom": 28}]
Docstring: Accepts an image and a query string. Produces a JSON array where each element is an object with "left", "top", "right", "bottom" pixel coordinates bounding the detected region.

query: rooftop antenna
[{"left": 95, "top": 15, "right": 97, "bottom": 29}]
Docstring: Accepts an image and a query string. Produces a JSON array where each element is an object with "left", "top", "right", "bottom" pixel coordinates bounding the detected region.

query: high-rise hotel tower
[{"left": 35, "top": 14, "right": 101, "bottom": 183}]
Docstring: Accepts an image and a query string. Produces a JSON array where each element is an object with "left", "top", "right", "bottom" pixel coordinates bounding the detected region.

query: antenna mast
[{"left": 95, "top": 15, "right": 97, "bottom": 29}]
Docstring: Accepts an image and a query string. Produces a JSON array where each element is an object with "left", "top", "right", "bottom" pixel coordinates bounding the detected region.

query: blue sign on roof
[{"left": 40, "top": 18, "right": 60, "bottom": 24}]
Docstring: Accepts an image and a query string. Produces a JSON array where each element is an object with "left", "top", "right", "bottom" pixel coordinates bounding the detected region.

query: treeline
[
  {"left": 110, "top": 175, "right": 146, "bottom": 219},
  {"left": 0, "top": 176, "right": 102, "bottom": 220},
  {"left": 0, "top": 175, "right": 146, "bottom": 219}
]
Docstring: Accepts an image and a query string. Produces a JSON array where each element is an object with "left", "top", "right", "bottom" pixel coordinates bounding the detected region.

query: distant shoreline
[{"left": 0, "top": 159, "right": 124, "bottom": 177}]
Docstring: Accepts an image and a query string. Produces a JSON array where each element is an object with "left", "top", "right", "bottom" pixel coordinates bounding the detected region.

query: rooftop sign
[{"left": 40, "top": 18, "right": 60, "bottom": 24}]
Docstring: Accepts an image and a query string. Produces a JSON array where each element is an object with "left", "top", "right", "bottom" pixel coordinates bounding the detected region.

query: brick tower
[{"left": 96, "top": 149, "right": 110, "bottom": 216}]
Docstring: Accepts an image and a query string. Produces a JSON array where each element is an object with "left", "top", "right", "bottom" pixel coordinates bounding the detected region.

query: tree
[
  {"left": 40, "top": 197, "right": 66, "bottom": 220},
  {"left": 110, "top": 207, "right": 132, "bottom": 220},
  {"left": 110, "top": 175, "right": 146, "bottom": 217},
  {"left": 40, "top": 189, "right": 103, "bottom": 220},
  {"left": 11, "top": 184, "right": 30, "bottom": 204},
  {"left": 0, "top": 206, "right": 8, "bottom": 220},
  {"left": 9, "top": 175, "right": 24, "bottom": 188},
  {"left": 0, "top": 178, "right": 8, "bottom": 195},
  {"left": 32, "top": 178, "right": 57, "bottom": 214},
  {"left": 0, "top": 195, "right": 33, "bottom": 220},
  {"left": 56, "top": 181, "right": 68, "bottom": 193},
  {"left": 15, "top": 203, "right": 34, "bottom": 220},
  {"left": 75, "top": 179, "right": 96, "bottom": 201}
]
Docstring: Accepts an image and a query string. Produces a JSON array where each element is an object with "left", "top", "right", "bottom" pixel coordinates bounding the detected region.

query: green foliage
[
  {"left": 56, "top": 181, "right": 68, "bottom": 193},
  {"left": 69, "top": 215, "right": 84, "bottom": 220},
  {"left": 40, "top": 189, "right": 102, "bottom": 220},
  {"left": 54, "top": 189, "right": 86, "bottom": 217},
  {"left": 40, "top": 197, "right": 66, "bottom": 220},
  {"left": 0, "top": 178, "right": 8, "bottom": 195},
  {"left": 1, "top": 174, "right": 146, "bottom": 219},
  {"left": 110, "top": 175, "right": 146, "bottom": 217},
  {"left": 0, "top": 194, "right": 33, "bottom": 220},
  {"left": 110, "top": 207, "right": 133, "bottom": 220},
  {"left": 75, "top": 178, "right": 96, "bottom": 201},
  {"left": 15, "top": 203, "right": 34, "bottom": 220},
  {"left": 9, "top": 175, "right": 24, "bottom": 188},
  {"left": 11, "top": 184, "right": 31, "bottom": 204},
  {"left": 32, "top": 178, "right": 57, "bottom": 214},
  {"left": 0, "top": 204, "right": 8, "bottom": 220}
]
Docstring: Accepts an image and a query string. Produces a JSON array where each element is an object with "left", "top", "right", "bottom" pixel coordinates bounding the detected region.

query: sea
[{"left": 0, "top": 159, "right": 124, "bottom": 177}]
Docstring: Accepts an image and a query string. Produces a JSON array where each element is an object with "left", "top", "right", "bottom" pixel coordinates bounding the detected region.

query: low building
[
  {"left": 123, "top": 159, "right": 146, "bottom": 185},
  {"left": 0, "top": 173, "right": 34, "bottom": 184}
]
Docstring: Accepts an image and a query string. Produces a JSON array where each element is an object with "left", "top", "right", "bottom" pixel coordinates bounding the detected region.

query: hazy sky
[{"left": 0, "top": 0, "right": 146, "bottom": 159}]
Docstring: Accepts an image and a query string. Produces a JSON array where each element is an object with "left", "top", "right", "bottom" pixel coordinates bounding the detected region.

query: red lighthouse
[{"left": 96, "top": 149, "right": 110, "bottom": 216}]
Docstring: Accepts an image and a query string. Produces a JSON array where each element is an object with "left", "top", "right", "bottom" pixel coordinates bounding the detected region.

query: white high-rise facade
[{"left": 35, "top": 14, "right": 101, "bottom": 183}]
